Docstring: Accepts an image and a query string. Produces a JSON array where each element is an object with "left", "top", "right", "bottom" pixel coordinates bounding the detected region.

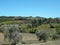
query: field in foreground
[
  {"left": 21, "top": 40, "right": 60, "bottom": 45},
  {"left": 0, "top": 33, "right": 38, "bottom": 43},
  {"left": 0, "top": 33, "right": 60, "bottom": 45}
]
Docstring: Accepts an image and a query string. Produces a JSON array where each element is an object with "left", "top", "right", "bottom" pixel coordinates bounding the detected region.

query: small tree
[{"left": 2, "top": 24, "right": 22, "bottom": 45}]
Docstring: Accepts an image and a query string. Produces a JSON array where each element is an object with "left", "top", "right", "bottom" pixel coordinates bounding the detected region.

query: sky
[{"left": 0, "top": 0, "right": 60, "bottom": 18}]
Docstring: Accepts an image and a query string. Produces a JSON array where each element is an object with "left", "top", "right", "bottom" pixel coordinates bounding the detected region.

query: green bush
[
  {"left": 36, "top": 30, "right": 48, "bottom": 42},
  {"left": 36, "top": 30, "right": 60, "bottom": 42},
  {"left": 51, "top": 34, "right": 60, "bottom": 40},
  {"left": 56, "top": 28, "right": 60, "bottom": 35}
]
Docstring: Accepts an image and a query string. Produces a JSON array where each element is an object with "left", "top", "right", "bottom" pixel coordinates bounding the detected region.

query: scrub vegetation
[{"left": 0, "top": 16, "right": 60, "bottom": 45}]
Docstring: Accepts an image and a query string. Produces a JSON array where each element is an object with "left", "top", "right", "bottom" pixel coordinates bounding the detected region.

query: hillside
[{"left": 0, "top": 16, "right": 60, "bottom": 45}]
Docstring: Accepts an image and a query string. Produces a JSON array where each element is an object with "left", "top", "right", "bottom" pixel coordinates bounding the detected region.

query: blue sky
[{"left": 0, "top": 0, "right": 60, "bottom": 18}]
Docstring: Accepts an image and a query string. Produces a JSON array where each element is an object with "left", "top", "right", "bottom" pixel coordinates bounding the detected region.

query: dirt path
[{"left": 21, "top": 40, "right": 60, "bottom": 45}]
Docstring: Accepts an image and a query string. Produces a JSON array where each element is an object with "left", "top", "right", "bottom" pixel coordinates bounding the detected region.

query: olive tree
[{"left": 1, "top": 24, "right": 22, "bottom": 45}]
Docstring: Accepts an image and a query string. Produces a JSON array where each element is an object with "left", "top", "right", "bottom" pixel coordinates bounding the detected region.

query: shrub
[
  {"left": 35, "top": 30, "right": 60, "bottom": 42},
  {"left": 1, "top": 24, "right": 22, "bottom": 45},
  {"left": 35, "top": 30, "right": 48, "bottom": 42},
  {"left": 51, "top": 34, "right": 60, "bottom": 40},
  {"left": 56, "top": 28, "right": 60, "bottom": 35}
]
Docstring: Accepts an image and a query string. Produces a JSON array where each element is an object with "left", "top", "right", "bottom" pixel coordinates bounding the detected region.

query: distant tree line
[{"left": 0, "top": 16, "right": 60, "bottom": 23}]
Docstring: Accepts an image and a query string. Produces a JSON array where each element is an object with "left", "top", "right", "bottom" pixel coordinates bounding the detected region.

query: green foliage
[
  {"left": 36, "top": 30, "right": 60, "bottom": 42},
  {"left": 36, "top": 30, "right": 48, "bottom": 42},
  {"left": 51, "top": 34, "right": 60, "bottom": 40},
  {"left": 56, "top": 28, "right": 60, "bottom": 35},
  {"left": 55, "top": 25, "right": 60, "bottom": 35},
  {"left": 0, "top": 29, "right": 2, "bottom": 32}
]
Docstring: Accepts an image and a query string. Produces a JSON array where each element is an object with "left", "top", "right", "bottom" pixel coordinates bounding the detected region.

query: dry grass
[
  {"left": 0, "top": 33, "right": 38, "bottom": 42},
  {"left": 0, "top": 33, "right": 4, "bottom": 43},
  {"left": 0, "top": 33, "right": 60, "bottom": 45},
  {"left": 21, "top": 33, "right": 38, "bottom": 41},
  {"left": 22, "top": 40, "right": 60, "bottom": 45}
]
